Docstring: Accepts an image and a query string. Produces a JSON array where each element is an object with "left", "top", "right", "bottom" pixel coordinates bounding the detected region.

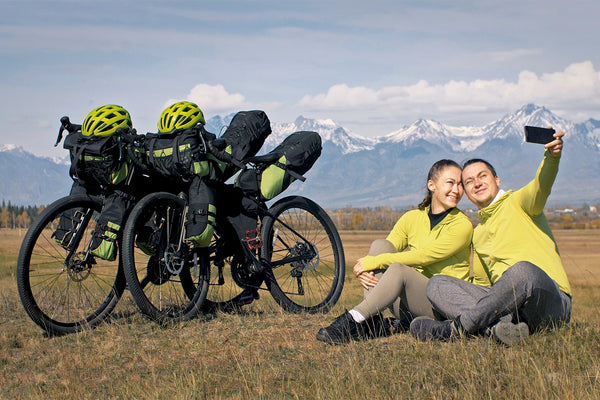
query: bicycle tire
[
  {"left": 121, "top": 192, "right": 209, "bottom": 323},
  {"left": 16, "top": 194, "right": 126, "bottom": 335},
  {"left": 261, "top": 196, "right": 345, "bottom": 313}
]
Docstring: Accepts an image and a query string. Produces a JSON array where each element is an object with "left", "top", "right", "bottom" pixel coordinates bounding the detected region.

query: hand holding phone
[{"left": 524, "top": 126, "right": 556, "bottom": 144}]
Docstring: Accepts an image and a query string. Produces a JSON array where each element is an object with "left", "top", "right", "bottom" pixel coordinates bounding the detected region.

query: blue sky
[{"left": 2, "top": 0, "right": 599, "bottom": 157}]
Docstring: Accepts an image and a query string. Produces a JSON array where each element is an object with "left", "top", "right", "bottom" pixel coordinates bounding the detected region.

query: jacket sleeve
[
  {"left": 515, "top": 150, "right": 560, "bottom": 217},
  {"left": 384, "top": 214, "right": 410, "bottom": 252},
  {"left": 361, "top": 217, "right": 473, "bottom": 272}
]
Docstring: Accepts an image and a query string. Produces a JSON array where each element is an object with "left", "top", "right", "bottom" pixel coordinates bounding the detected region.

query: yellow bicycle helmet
[
  {"left": 158, "top": 101, "right": 205, "bottom": 133},
  {"left": 82, "top": 104, "right": 132, "bottom": 137}
]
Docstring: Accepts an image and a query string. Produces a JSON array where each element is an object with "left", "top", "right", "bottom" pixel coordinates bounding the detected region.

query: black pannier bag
[
  {"left": 235, "top": 131, "right": 322, "bottom": 201},
  {"left": 53, "top": 182, "right": 95, "bottom": 248},
  {"left": 89, "top": 190, "right": 136, "bottom": 261},
  {"left": 219, "top": 110, "right": 272, "bottom": 179},
  {"left": 185, "top": 176, "right": 217, "bottom": 248},
  {"left": 63, "top": 131, "right": 130, "bottom": 189},
  {"left": 144, "top": 127, "right": 219, "bottom": 182}
]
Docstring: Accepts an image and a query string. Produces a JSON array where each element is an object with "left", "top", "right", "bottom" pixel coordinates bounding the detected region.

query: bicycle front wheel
[
  {"left": 261, "top": 196, "right": 345, "bottom": 313},
  {"left": 16, "top": 194, "right": 126, "bottom": 335},
  {"left": 121, "top": 192, "right": 209, "bottom": 324}
]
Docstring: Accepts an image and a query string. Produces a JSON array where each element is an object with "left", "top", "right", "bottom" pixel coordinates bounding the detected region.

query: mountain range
[{"left": 2, "top": 104, "right": 599, "bottom": 208}]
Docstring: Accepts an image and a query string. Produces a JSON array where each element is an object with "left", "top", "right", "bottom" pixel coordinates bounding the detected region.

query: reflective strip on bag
[
  {"left": 81, "top": 155, "right": 108, "bottom": 161},
  {"left": 208, "top": 204, "right": 217, "bottom": 223},
  {"left": 148, "top": 143, "right": 194, "bottom": 158}
]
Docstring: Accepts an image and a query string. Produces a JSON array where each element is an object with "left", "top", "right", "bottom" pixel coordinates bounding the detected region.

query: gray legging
[
  {"left": 352, "top": 239, "right": 435, "bottom": 322},
  {"left": 426, "top": 261, "right": 572, "bottom": 334}
]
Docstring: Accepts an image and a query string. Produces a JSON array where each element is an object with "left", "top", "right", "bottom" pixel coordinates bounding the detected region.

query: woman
[{"left": 317, "top": 159, "right": 478, "bottom": 344}]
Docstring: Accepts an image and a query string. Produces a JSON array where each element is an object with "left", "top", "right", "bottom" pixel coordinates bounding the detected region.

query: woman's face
[{"left": 428, "top": 166, "right": 463, "bottom": 213}]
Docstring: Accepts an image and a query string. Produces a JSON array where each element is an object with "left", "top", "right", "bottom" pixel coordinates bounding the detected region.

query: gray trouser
[
  {"left": 353, "top": 239, "right": 435, "bottom": 322},
  {"left": 427, "top": 261, "right": 572, "bottom": 334}
]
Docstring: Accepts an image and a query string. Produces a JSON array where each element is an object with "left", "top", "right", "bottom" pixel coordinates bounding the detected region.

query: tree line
[
  {"left": 1, "top": 200, "right": 600, "bottom": 231},
  {"left": 0, "top": 201, "right": 44, "bottom": 229}
]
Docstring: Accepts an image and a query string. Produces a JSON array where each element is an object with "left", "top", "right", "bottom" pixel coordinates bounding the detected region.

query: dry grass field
[{"left": 1, "top": 228, "right": 599, "bottom": 399}]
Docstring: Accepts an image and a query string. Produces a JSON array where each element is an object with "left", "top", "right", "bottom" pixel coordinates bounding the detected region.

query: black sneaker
[
  {"left": 410, "top": 316, "right": 456, "bottom": 342},
  {"left": 316, "top": 311, "right": 367, "bottom": 344},
  {"left": 490, "top": 321, "right": 529, "bottom": 346}
]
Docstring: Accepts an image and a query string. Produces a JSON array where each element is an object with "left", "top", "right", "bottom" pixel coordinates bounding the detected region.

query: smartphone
[{"left": 524, "top": 126, "right": 556, "bottom": 144}]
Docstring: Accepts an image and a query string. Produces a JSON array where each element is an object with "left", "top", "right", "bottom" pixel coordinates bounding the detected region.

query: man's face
[{"left": 462, "top": 162, "right": 501, "bottom": 209}]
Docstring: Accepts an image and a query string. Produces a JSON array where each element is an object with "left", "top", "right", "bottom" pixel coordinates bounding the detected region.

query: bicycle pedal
[{"left": 245, "top": 228, "right": 263, "bottom": 250}]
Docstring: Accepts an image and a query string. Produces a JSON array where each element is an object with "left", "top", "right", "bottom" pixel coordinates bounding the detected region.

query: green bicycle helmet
[
  {"left": 82, "top": 104, "right": 132, "bottom": 137},
  {"left": 158, "top": 101, "right": 205, "bottom": 133}
]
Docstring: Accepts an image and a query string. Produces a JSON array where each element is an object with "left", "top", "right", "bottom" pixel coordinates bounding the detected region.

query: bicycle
[
  {"left": 120, "top": 140, "right": 346, "bottom": 324},
  {"left": 16, "top": 118, "right": 153, "bottom": 335}
]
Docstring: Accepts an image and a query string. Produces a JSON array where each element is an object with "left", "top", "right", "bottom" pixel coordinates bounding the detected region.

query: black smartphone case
[{"left": 524, "top": 126, "right": 556, "bottom": 144}]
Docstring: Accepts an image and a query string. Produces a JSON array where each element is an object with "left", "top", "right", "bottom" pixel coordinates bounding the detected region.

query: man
[{"left": 410, "top": 128, "right": 572, "bottom": 345}]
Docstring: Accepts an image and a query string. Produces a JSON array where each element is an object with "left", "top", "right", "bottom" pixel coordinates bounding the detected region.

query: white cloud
[
  {"left": 297, "top": 61, "right": 600, "bottom": 121},
  {"left": 165, "top": 84, "right": 246, "bottom": 115}
]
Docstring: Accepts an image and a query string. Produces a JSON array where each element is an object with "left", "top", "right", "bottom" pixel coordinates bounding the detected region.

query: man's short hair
[{"left": 463, "top": 159, "right": 497, "bottom": 177}]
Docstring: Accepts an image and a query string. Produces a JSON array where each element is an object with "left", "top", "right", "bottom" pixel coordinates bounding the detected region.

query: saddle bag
[
  {"left": 218, "top": 110, "right": 272, "bottom": 179},
  {"left": 235, "top": 131, "right": 322, "bottom": 201}
]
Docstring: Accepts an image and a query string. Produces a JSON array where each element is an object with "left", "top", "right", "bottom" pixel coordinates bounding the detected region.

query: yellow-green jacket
[
  {"left": 360, "top": 207, "right": 475, "bottom": 281},
  {"left": 473, "top": 151, "right": 572, "bottom": 296}
]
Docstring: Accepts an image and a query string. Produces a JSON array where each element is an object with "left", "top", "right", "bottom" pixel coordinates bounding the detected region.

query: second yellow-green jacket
[{"left": 472, "top": 151, "right": 572, "bottom": 296}]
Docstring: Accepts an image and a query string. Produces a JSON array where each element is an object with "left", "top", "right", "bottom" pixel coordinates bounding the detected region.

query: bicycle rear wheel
[
  {"left": 261, "top": 196, "right": 345, "bottom": 313},
  {"left": 16, "top": 194, "right": 126, "bottom": 335},
  {"left": 121, "top": 192, "right": 209, "bottom": 323}
]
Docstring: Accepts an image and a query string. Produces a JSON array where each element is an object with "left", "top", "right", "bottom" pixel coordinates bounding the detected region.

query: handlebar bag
[
  {"left": 144, "top": 126, "right": 221, "bottom": 183},
  {"left": 235, "top": 131, "right": 322, "bottom": 201},
  {"left": 63, "top": 131, "right": 130, "bottom": 189},
  {"left": 219, "top": 110, "right": 272, "bottom": 179}
]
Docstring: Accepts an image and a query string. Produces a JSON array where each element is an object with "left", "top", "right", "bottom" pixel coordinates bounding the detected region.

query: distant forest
[
  {"left": 327, "top": 204, "right": 600, "bottom": 231},
  {"left": 1, "top": 200, "right": 600, "bottom": 231}
]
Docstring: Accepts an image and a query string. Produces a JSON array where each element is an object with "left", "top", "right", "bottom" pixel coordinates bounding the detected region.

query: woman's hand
[
  {"left": 354, "top": 259, "right": 379, "bottom": 289},
  {"left": 353, "top": 259, "right": 365, "bottom": 277},
  {"left": 358, "top": 271, "right": 379, "bottom": 289}
]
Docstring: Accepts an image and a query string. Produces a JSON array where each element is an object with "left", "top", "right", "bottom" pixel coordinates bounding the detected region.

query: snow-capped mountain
[
  {"left": 1, "top": 104, "right": 599, "bottom": 207},
  {"left": 482, "top": 104, "right": 576, "bottom": 142},
  {"left": 268, "top": 116, "right": 377, "bottom": 154},
  {"left": 381, "top": 119, "right": 486, "bottom": 152},
  {"left": 206, "top": 114, "right": 377, "bottom": 155}
]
